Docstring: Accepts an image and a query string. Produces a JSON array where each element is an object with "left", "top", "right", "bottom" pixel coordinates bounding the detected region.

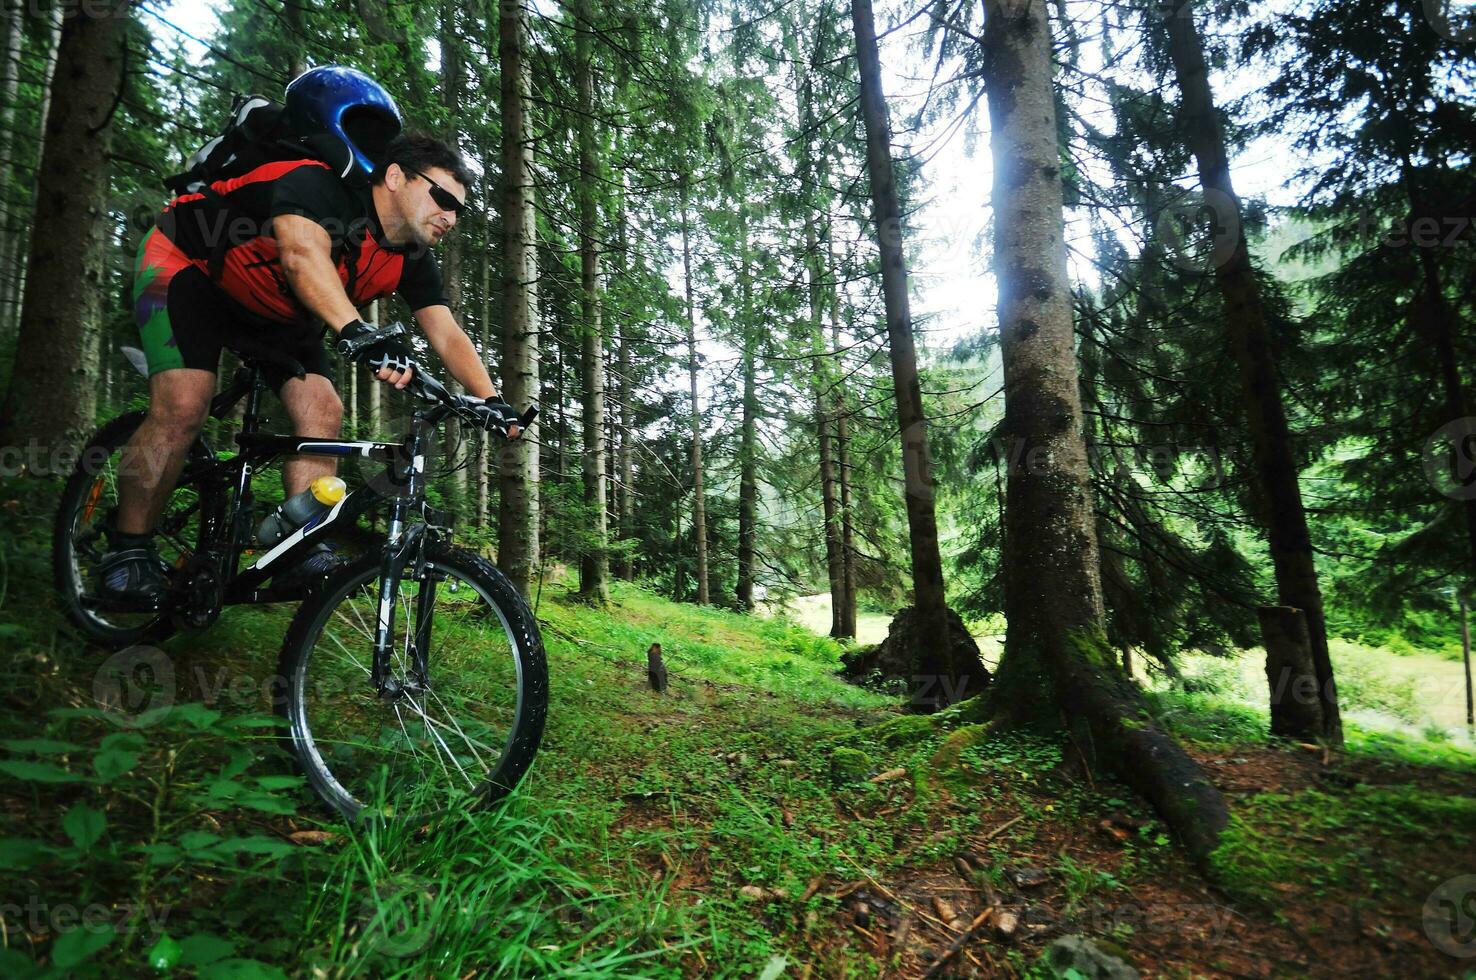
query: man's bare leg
[
  {"left": 115, "top": 369, "right": 217, "bottom": 536},
  {"left": 278, "top": 374, "right": 344, "bottom": 497}
]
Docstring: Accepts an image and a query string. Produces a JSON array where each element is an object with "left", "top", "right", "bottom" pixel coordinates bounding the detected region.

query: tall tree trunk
[
  {"left": 829, "top": 233, "right": 858, "bottom": 638},
  {"left": 1160, "top": 0, "right": 1341, "bottom": 744},
  {"left": 498, "top": 0, "right": 540, "bottom": 596},
  {"left": 575, "top": 0, "right": 608, "bottom": 602},
  {"left": 736, "top": 204, "right": 759, "bottom": 611},
  {"left": 1397, "top": 154, "right": 1476, "bottom": 577},
  {"left": 0, "top": 5, "right": 125, "bottom": 455},
  {"left": 850, "top": 0, "right": 949, "bottom": 638},
  {"left": 983, "top": 0, "right": 1229, "bottom": 869},
  {"left": 4, "top": 4, "right": 63, "bottom": 346},
  {"left": 284, "top": 0, "right": 308, "bottom": 78},
  {"left": 808, "top": 219, "right": 845, "bottom": 635},
  {"left": 616, "top": 322, "right": 634, "bottom": 579},
  {"left": 680, "top": 180, "right": 709, "bottom": 605},
  {"left": 0, "top": 2, "right": 24, "bottom": 341},
  {"left": 554, "top": 315, "right": 566, "bottom": 490},
  {"left": 440, "top": 0, "right": 468, "bottom": 510},
  {"left": 476, "top": 215, "right": 491, "bottom": 531},
  {"left": 795, "top": 68, "right": 846, "bottom": 632},
  {"left": 615, "top": 199, "right": 635, "bottom": 580},
  {"left": 368, "top": 300, "right": 383, "bottom": 435}
]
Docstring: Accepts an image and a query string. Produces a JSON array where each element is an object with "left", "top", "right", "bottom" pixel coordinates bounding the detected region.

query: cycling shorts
[{"left": 132, "top": 228, "right": 331, "bottom": 392}]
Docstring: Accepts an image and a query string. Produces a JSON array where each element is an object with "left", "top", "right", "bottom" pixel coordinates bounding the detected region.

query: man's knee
[
  {"left": 146, "top": 384, "right": 212, "bottom": 436},
  {"left": 287, "top": 380, "right": 343, "bottom": 436}
]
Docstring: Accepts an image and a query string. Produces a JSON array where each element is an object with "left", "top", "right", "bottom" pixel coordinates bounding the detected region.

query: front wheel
[{"left": 276, "top": 545, "right": 548, "bottom": 820}]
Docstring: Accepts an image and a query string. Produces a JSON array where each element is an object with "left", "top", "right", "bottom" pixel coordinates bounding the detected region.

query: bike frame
[{"left": 169, "top": 360, "right": 447, "bottom": 691}]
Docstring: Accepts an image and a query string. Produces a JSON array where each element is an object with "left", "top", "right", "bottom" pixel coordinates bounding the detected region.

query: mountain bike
[{"left": 53, "top": 329, "right": 548, "bottom": 819}]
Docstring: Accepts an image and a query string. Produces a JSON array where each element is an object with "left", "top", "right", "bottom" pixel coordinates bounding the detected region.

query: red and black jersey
[{"left": 155, "top": 159, "right": 448, "bottom": 327}]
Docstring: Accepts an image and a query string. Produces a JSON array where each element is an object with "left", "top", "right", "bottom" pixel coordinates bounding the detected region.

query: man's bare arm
[
  {"left": 276, "top": 214, "right": 412, "bottom": 388},
  {"left": 414, "top": 304, "right": 522, "bottom": 438},
  {"left": 414, "top": 304, "right": 496, "bottom": 399},
  {"left": 274, "top": 214, "right": 360, "bottom": 329}
]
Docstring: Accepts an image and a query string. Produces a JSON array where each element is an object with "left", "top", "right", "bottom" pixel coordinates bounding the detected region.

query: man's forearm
[
  {"left": 279, "top": 249, "right": 360, "bottom": 331},
  {"left": 417, "top": 306, "right": 497, "bottom": 399},
  {"left": 433, "top": 327, "right": 497, "bottom": 399}
]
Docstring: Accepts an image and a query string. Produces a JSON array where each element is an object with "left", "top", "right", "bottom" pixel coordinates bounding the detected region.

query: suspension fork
[{"left": 371, "top": 418, "right": 432, "bottom": 696}]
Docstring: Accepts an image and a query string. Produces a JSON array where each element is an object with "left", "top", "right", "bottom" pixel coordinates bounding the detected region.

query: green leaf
[
  {"left": 758, "top": 955, "right": 788, "bottom": 980},
  {"left": 0, "top": 760, "right": 82, "bottom": 783},
  {"left": 0, "top": 838, "right": 50, "bottom": 870},
  {"left": 214, "top": 836, "right": 294, "bottom": 859},
  {"left": 179, "top": 831, "right": 222, "bottom": 854},
  {"left": 203, "top": 778, "right": 243, "bottom": 801},
  {"left": 235, "top": 793, "right": 298, "bottom": 816},
  {"left": 136, "top": 843, "right": 183, "bottom": 865},
  {"left": 166, "top": 704, "right": 222, "bottom": 731},
  {"left": 62, "top": 805, "right": 106, "bottom": 851},
  {"left": 134, "top": 705, "right": 176, "bottom": 728},
  {"left": 0, "top": 946, "right": 40, "bottom": 979},
  {"left": 178, "top": 933, "right": 235, "bottom": 967},
  {"left": 51, "top": 924, "right": 114, "bottom": 968},
  {"left": 147, "top": 933, "right": 183, "bottom": 972},
  {"left": 0, "top": 739, "right": 84, "bottom": 755},
  {"left": 199, "top": 957, "right": 289, "bottom": 980},
  {"left": 93, "top": 749, "right": 141, "bottom": 782},
  {"left": 100, "top": 732, "right": 147, "bottom": 753},
  {"left": 252, "top": 775, "right": 303, "bottom": 791},
  {"left": 220, "top": 747, "right": 254, "bottom": 780},
  {"left": 225, "top": 715, "right": 285, "bottom": 730}
]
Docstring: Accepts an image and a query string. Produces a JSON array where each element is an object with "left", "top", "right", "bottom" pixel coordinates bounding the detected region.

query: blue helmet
[{"left": 285, "top": 66, "right": 402, "bottom": 178}]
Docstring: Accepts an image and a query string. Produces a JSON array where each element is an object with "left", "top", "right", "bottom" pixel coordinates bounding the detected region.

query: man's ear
[{"left": 383, "top": 163, "right": 403, "bottom": 191}]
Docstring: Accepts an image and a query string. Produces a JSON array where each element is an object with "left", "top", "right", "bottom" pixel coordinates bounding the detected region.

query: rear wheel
[
  {"left": 52, "top": 412, "right": 218, "bottom": 647},
  {"left": 275, "top": 545, "right": 548, "bottom": 820}
]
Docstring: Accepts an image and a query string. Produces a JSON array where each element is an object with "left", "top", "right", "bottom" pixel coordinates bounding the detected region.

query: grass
[{"left": 3, "top": 479, "right": 1475, "bottom": 976}]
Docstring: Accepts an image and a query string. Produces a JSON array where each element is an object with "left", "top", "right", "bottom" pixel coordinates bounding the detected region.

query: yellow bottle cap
[{"left": 310, "top": 476, "right": 347, "bottom": 505}]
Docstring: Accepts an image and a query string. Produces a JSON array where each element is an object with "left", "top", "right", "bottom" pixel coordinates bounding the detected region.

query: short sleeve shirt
[{"left": 158, "top": 159, "right": 448, "bottom": 326}]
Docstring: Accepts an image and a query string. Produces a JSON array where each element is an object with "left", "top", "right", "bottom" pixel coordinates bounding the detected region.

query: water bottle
[{"left": 256, "top": 476, "right": 346, "bottom": 546}]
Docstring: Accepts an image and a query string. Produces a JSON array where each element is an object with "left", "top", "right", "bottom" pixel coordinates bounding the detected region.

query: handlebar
[{"left": 339, "top": 321, "right": 539, "bottom": 437}]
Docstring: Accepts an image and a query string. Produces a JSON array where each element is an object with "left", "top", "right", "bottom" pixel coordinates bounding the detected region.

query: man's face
[{"left": 393, "top": 165, "right": 465, "bottom": 248}]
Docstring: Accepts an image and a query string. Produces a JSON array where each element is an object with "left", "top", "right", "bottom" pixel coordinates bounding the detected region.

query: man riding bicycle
[{"left": 98, "top": 65, "right": 522, "bottom": 610}]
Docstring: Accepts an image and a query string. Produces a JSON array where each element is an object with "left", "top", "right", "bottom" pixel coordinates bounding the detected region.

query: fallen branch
[
  {"left": 920, "top": 907, "right": 996, "bottom": 978},
  {"left": 980, "top": 813, "right": 1026, "bottom": 840}
]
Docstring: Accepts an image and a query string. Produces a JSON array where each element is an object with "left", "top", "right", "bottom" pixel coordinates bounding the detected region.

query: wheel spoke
[{"left": 288, "top": 554, "right": 539, "bottom": 818}]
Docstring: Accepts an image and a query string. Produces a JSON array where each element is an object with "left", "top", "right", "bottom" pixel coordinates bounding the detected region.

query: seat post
[{"left": 238, "top": 365, "right": 266, "bottom": 436}]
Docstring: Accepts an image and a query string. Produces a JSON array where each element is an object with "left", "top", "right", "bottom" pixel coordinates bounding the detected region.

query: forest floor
[{"left": 2, "top": 496, "right": 1475, "bottom": 977}]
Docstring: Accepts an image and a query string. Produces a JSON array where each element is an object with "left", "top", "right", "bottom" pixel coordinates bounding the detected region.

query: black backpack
[{"left": 163, "top": 95, "right": 356, "bottom": 196}]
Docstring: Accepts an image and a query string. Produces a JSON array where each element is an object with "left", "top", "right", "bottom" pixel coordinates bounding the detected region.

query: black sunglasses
[{"left": 409, "top": 169, "right": 466, "bottom": 215}]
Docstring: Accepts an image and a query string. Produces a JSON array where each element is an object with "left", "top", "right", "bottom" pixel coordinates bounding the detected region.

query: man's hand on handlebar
[
  {"left": 336, "top": 319, "right": 415, "bottom": 389},
  {"left": 450, "top": 394, "right": 526, "bottom": 440},
  {"left": 335, "top": 321, "right": 537, "bottom": 438}
]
